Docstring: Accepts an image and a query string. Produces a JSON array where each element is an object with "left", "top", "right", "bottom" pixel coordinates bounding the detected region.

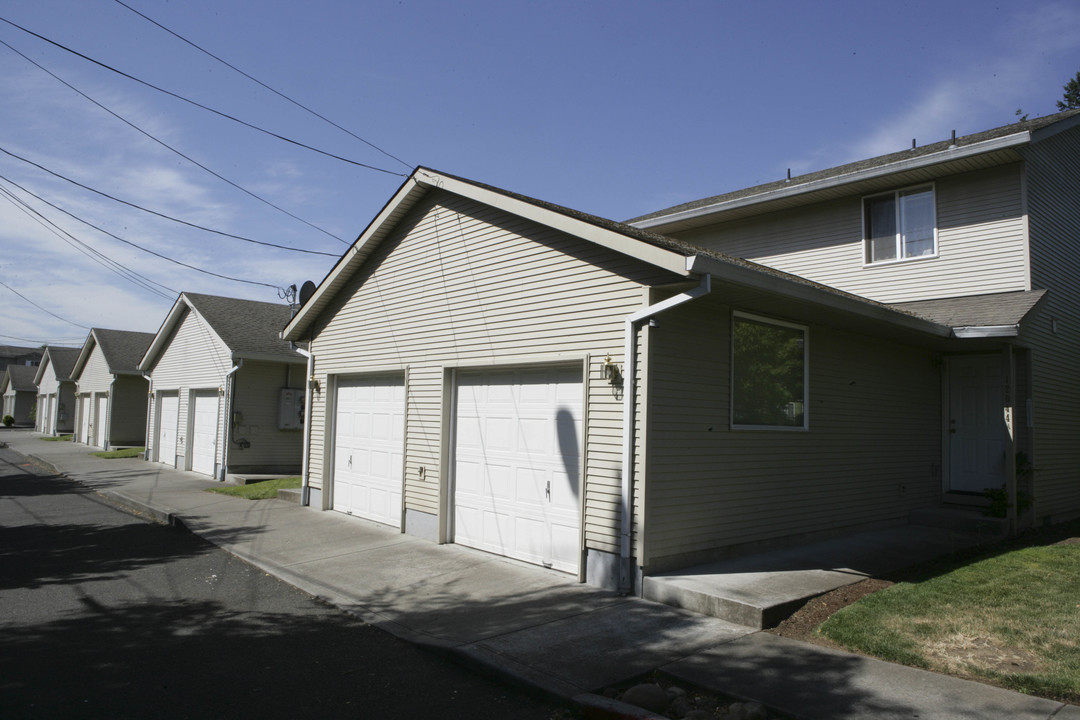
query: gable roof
[
  {"left": 2, "top": 364, "right": 38, "bottom": 392},
  {"left": 0, "top": 344, "right": 43, "bottom": 362},
  {"left": 33, "top": 346, "right": 80, "bottom": 386},
  {"left": 140, "top": 292, "right": 304, "bottom": 371},
  {"left": 630, "top": 109, "right": 1080, "bottom": 233},
  {"left": 283, "top": 167, "right": 954, "bottom": 344},
  {"left": 72, "top": 328, "right": 156, "bottom": 379}
]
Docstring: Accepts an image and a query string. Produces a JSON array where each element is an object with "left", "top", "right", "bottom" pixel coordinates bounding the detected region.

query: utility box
[{"left": 278, "top": 388, "right": 304, "bottom": 430}]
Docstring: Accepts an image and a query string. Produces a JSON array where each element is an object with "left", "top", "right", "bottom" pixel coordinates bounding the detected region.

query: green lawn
[
  {"left": 40, "top": 434, "right": 73, "bottom": 442},
  {"left": 206, "top": 477, "right": 302, "bottom": 500},
  {"left": 819, "top": 526, "right": 1080, "bottom": 702},
  {"left": 92, "top": 447, "right": 144, "bottom": 459}
]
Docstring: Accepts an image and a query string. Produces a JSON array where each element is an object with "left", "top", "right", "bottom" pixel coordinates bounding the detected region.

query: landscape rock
[{"left": 621, "top": 683, "right": 670, "bottom": 713}]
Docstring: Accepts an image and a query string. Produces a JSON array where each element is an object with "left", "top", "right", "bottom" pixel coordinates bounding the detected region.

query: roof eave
[
  {"left": 634, "top": 131, "right": 1032, "bottom": 231},
  {"left": 70, "top": 330, "right": 97, "bottom": 380},
  {"left": 952, "top": 325, "right": 1020, "bottom": 338}
]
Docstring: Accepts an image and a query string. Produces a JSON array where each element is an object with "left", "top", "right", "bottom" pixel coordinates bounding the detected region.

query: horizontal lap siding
[
  {"left": 677, "top": 165, "right": 1027, "bottom": 304},
  {"left": 308, "top": 190, "right": 667, "bottom": 551},
  {"left": 77, "top": 344, "right": 112, "bottom": 394},
  {"left": 1023, "top": 127, "right": 1080, "bottom": 521},
  {"left": 642, "top": 298, "right": 941, "bottom": 570},
  {"left": 229, "top": 361, "right": 305, "bottom": 472}
]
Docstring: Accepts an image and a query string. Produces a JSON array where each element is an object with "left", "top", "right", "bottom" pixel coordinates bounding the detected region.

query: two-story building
[{"left": 281, "top": 110, "right": 1079, "bottom": 594}]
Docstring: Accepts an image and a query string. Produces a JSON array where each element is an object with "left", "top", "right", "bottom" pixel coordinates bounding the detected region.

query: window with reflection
[{"left": 732, "top": 313, "right": 807, "bottom": 429}]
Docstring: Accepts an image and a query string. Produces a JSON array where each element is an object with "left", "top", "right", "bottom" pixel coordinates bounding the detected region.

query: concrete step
[
  {"left": 277, "top": 488, "right": 302, "bottom": 504},
  {"left": 909, "top": 507, "right": 1008, "bottom": 537}
]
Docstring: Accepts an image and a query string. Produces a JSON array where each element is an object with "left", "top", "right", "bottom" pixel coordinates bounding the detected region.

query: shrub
[{"left": 2, "top": 415, "right": 13, "bottom": 427}]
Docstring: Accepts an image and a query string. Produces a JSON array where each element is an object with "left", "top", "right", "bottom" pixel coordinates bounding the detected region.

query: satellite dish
[{"left": 298, "top": 280, "right": 317, "bottom": 306}]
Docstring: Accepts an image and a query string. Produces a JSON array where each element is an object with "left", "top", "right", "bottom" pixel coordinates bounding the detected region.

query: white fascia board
[
  {"left": 70, "top": 331, "right": 97, "bottom": 381},
  {"left": 634, "top": 132, "right": 1031, "bottom": 230},
  {"left": 686, "top": 255, "right": 952, "bottom": 338},
  {"left": 33, "top": 353, "right": 51, "bottom": 386},
  {"left": 952, "top": 325, "right": 1020, "bottom": 338},
  {"left": 231, "top": 351, "right": 306, "bottom": 365}
]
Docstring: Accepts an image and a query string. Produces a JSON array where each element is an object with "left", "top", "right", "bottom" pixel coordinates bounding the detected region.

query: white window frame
[
  {"left": 862, "top": 183, "right": 938, "bottom": 265},
  {"left": 730, "top": 311, "right": 809, "bottom": 431}
]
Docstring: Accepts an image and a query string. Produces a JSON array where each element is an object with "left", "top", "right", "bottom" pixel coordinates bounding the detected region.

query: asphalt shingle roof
[
  {"left": 93, "top": 329, "right": 155, "bottom": 374},
  {"left": 184, "top": 293, "right": 302, "bottom": 361},
  {"left": 889, "top": 290, "right": 1047, "bottom": 328},
  {"left": 3, "top": 365, "right": 38, "bottom": 391},
  {"left": 45, "top": 347, "right": 81, "bottom": 380}
]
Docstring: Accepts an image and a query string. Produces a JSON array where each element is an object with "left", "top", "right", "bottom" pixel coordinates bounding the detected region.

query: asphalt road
[{"left": 0, "top": 446, "right": 568, "bottom": 719}]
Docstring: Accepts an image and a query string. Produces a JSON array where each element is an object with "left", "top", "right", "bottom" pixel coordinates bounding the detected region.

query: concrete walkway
[{"left": 6, "top": 429, "right": 1077, "bottom": 720}]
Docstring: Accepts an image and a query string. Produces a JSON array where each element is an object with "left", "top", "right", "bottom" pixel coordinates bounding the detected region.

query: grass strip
[
  {"left": 206, "top": 477, "right": 301, "bottom": 500},
  {"left": 92, "top": 447, "right": 144, "bottom": 459},
  {"left": 40, "top": 434, "right": 73, "bottom": 442}
]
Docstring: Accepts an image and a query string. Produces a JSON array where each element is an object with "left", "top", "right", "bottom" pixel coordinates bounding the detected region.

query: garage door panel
[
  {"left": 157, "top": 394, "right": 179, "bottom": 467},
  {"left": 454, "top": 366, "right": 582, "bottom": 574},
  {"left": 191, "top": 391, "right": 219, "bottom": 477},
  {"left": 96, "top": 396, "right": 108, "bottom": 447},
  {"left": 332, "top": 376, "right": 404, "bottom": 528}
]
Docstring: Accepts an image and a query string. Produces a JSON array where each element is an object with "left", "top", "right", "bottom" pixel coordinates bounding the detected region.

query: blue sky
[{"left": 2, "top": 0, "right": 1078, "bottom": 347}]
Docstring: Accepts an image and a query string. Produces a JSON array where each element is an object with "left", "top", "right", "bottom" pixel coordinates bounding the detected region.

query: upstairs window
[
  {"left": 864, "top": 185, "right": 936, "bottom": 264},
  {"left": 732, "top": 312, "right": 808, "bottom": 430}
]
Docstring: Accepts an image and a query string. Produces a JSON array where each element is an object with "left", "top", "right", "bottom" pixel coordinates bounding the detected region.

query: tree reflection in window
[{"left": 732, "top": 314, "right": 806, "bottom": 428}]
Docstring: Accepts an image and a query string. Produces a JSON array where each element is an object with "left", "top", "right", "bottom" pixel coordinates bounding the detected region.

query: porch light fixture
[{"left": 601, "top": 355, "right": 622, "bottom": 384}]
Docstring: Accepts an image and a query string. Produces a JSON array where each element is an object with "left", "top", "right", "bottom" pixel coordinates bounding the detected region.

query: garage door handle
[
  {"left": 545, "top": 480, "right": 550, "bottom": 499},
  {"left": 348, "top": 455, "right": 353, "bottom": 469}
]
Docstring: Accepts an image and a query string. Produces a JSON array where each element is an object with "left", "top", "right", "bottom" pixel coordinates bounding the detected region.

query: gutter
[
  {"left": 619, "top": 273, "right": 713, "bottom": 594},
  {"left": 220, "top": 360, "right": 243, "bottom": 481},
  {"left": 293, "top": 347, "right": 314, "bottom": 506}
]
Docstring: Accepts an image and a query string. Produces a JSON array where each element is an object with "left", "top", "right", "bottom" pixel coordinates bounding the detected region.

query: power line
[
  {"left": 0, "top": 173, "right": 282, "bottom": 291},
  {"left": 0, "top": 278, "right": 91, "bottom": 330},
  {"left": 0, "top": 333, "right": 82, "bottom": 344},
  {"left": 0, "top": 16, "right": 410, "bottom": 177},
  {"left": 0, "top": 145, "right": 339, "bottom": 258},
  {"left": 112, "top": 0, "right": 413, "bottom": 172},
  {"left": 0, "top": 37, "right": 352, "bottom": 246},
  {"left": 0, "top": 180, "right": 176, "bottom": 301}
]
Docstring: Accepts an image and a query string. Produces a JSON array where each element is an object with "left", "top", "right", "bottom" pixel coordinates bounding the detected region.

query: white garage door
[
  {"left": 79, "top": 396, "right": 92, "bottom": 445},
  {"left": 157, "top": 393, "right": 179, "bottom": 467},
  {"left": 332, "top": 376, "right": 405, "bottom": 528},
  {"left": 95, "top": 395, "right": 109, "bottom": 448},
  {"left": 190, "top": 391, "right": 219, "bottom": 477},
  {"left": 453, "top": 366, "right": 583, "bottom": 573}
]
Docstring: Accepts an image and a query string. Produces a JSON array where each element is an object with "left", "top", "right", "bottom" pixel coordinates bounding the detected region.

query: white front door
[
  {"left": 453, "top": 366, "right": 583, "bottom": 573},
  {"left": 79, "top": 395, "right": 92, "bottom": 444},
  {"left": 332, "top": 376, "right": 405, "bottom": 528},
  {"left": 95, "top": 395, "right": 109, "bottom": 447},
  {"left": 190, "top": 391, "right": 219, "bottom": 477},
  {"left": 948, "top": 355, "right": 1006, "bottom": 493},
  {"left": 157, "top": 393, "right": 179, "bottom": 467}
]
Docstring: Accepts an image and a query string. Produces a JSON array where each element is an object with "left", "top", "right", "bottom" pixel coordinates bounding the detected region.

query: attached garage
[
  {"left": 453, "top": 366, "right": 583, "bottom": 573},
  {"left": 190, "top": 390, "right": 220, "bottom": 477},
  {"left": 157, "top": 393, "right": 179, "bottom": 467},
  {"left": 331, "top": 376, "right": 405, "bottom": 528},
  {"left": 95, "top": 395, "right": 109, "bottom": 448}
]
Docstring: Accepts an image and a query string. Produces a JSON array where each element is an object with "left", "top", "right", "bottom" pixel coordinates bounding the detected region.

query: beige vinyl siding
[
  {"left": 77, "top": 344, "right": 113, "bottom": 394},
  {"left": 146, "top": 310, "right": 232, "bottom": 471},
  {"left": 675, "top": 165, "right": 1028, "bottom": 304},
  {"left": 307, "top": 190, "right": 671, "bottom": 553},
  {"left": 228, "top": 360, "right": 305, "bottom": 473},
  {"left": 1021, "top": 125, "right": 1080, "bottom": 522},
  {"left": 641, "top": 296, "right": 941, "bottom": 571}
]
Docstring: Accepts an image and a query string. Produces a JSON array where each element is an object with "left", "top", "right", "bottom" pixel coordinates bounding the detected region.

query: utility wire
[
  {"left": 0, "top": 278, "right": 91, "bottom": 330},
  {"left": 0, "top": 333, "right": 83, "bottom": 344},
  {"left": 0, "top": 16, "right": 409, "bottom": 178},
  {"left": 0, "top": 37, "right": 351, "bottom": 246},
  {"left": 0, "top": 145, "right": 338, "bottom": 258},
  {"left": 0, "top": 180, "right": 176, "bottom": 301},
  {"left": 0, "top": 174, "right": 281, "bottom": 290},
  {"left": 113, "top": 0, "right": 413, "bottom": 172}
]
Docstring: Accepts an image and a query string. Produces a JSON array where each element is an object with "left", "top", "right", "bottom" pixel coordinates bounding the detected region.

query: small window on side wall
[
  {"left": 731, "top": 312, "right": 808, "bottom": 430},
  {"left": 864, "top": 185, "right": 936, "bottom": 264}
]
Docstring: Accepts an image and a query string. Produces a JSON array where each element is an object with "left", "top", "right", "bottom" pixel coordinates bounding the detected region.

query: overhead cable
[
  {"left": 0, "top": 145, "right": 338, "bottom": 258},
  {"left": 0, "top": 174, "right": 281, "bottom": 290},
  {"left": 0, "top": 16, "right": 409, "bottom": 178},
  {"left": 0, "top": 181, "right": 176, "bottom": 301},
  {"left": 0, "top": 37, "right": 351, "bottom": 246},
  {"left": 112, "top": 0, "right": 413, "bottom": 172},
  {"left": 0, "top": 278, "right": 91, "bottom": 330}
]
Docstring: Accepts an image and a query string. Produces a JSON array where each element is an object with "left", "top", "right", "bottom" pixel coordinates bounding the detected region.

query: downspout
[
  {"left": 220, "top": 360, "right": 242, "bottom": 481},
  {"left": 105, "top": 377, "right": 116, "bottom": 451},
  {"left": 140, "top": 372, "right": 153, "bottom": 462},
  {"left": 294, "top": 347, "right": 314, "bottom": 506},
  {"left": 619, "top": 272, "right": 713, "bottom": 595}
]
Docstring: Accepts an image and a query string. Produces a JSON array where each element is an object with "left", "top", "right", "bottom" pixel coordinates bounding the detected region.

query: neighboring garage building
[
  {"left": 2, "top": 365, "right": 38, "bottom": 426},
  {"left": 283, "top": 168, "right": 1002, "bottom": 592},
  {"left": 139, "top": 292, "right": 306, "bottom": 480},
  {"left": 34, "top": 346, "right": 79, "bottom": 436},
  {"left": 71, "top": 328, "right": 154, "bottom": 449}
]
